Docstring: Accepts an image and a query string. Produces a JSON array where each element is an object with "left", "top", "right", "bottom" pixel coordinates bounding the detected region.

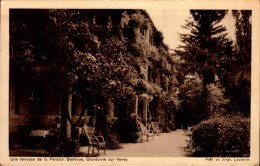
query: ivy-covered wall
[{"left": 10, "top": 9, "right": 179, "bottom": 141}]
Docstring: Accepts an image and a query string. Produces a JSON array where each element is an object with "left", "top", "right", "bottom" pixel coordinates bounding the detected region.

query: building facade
[{"left": 9, "top": 9, "right": 177, "bottom": 145}]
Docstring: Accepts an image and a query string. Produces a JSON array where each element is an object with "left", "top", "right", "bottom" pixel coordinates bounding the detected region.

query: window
[
  {"left": 140, "top": 28, "right": 146, "bottom": 38},
  {"left": 72, "top": 93, "right": 81, "bottom": 116},
  {"left": 28, "top": 87, "right": 45, "bottom": 114},
  {"left": 138, "top": 100, "right": 144, "bottom": 118}
]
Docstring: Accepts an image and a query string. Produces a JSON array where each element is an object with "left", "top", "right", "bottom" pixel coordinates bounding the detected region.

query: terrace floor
[
  {"left": 9, "top": 129, "right": 191, "bottom": 157},
  {"left": 80, "top": 129, "right": 191, "bottom": 157}
]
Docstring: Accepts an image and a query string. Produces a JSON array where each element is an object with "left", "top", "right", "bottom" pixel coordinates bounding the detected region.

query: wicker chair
[
  {"left": 140, "top": 123, "right": 154, "bottom": 142},
  {"left": 79, "top": 126, "right": 106, "bottom": 156},
  {"left": 150, "top": 122, "right": 162, "bottom": 136}
]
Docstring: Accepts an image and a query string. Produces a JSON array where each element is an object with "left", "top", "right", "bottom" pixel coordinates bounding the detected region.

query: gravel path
[
  {"left": 80, "top": 129, "right": 191, "bottom": 157},
  {"left": 10, "top": 129, "right": 191, "bottom": 157}
]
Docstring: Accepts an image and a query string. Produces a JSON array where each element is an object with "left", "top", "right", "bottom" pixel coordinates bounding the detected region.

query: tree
[
  {"left": 10, "top": 9, "right": 139, "bottom": 139},
  {"left": 174, "top": 10, "right": 234, "bottom": 124},
  {"left": 176, "top": 10, "right": 233, "bottom": 88},
  {"left": 224, "top": 10, "right": 251, "bottom": 116},
  {"left": 44, "top": 9, "right": 142, "bottom": 138},
  {"left": 175, "top": 72, "right": 228, "bottom": 126},
  {"left": 232, "top": 10, "right": 251, "bottom": 64}
]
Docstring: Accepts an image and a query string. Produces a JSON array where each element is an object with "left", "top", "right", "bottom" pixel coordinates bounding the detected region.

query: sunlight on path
[{"left": 80, "top": 129, "right": 190, "bottom": 157}]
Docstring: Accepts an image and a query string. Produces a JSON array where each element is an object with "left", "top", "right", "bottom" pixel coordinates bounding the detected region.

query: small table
[
  {"left": 30, "top": 130, "right": 50, "bottom": 138},
  {"left": 30, "top": 130, "right": 50, "bottom": 147}
]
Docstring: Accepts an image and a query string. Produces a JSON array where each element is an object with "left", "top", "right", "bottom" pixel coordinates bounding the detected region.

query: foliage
[
  {"left": 166, "top": 121, "right": 176, "bottom": 131},
  {"left": 160, "top": 120, "right": 176, "bottom": 133},
  {"left": 122, "top": 10, "right": 179, "bottom": 113},
  {"left": 10, "top": 9, "right": 179, "bottom": 140},
  {"left": 47, "top": 139, "right": 80, "bottom": 157},
  {"left": 175, "top": 10, "right": 233, "bottom": 86},
  {"left": 177, "top": 72, "right": 229, "bottom": 125},
  {"left": 10, "top": 10, "right": 51, "bottom": 64},
  {"left": 223, "top": 10, "right": 252, "bottom": 116},
  {"left": 232, "top": 10, "right": 251, "bottom": 64},
  {"left": 46, "top": 129, "right": 80, "bottom": 157},
  {"left": 178, "top": 73, "right": 203, "bottom": 101},
  {"left": 162, "top": 95, "right": 179, "bottom": 110},
  {"left": 161, "top": 124, "right": 171, "bottom": 133},
  {"left": 103, "top": 131, "right": 123, "bottom": 150},
  {"left": 117, "top": 113, "right": 143, "bottom": 143},
  {"left": 48, "top": 9, "right": 178, "bottom": 110},
  {"left": 174, "top": 10, "right": 251, "bottom": 117},
  {"left": 192, "top": 114, "right": 250, "bottom": 157},
  {"left": 173, "top": 10, "right": 254, "bottom": 125},
  {"left": 206, "top": 84, "right": 230, "bottom": 112},
  {"left": 46, "top": 10, "right": 140, "bottom": 103}
]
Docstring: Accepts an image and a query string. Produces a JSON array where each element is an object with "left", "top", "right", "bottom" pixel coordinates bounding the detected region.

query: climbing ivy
[{"left": 10, "top": 9, "right": 179, "bottom": 140}]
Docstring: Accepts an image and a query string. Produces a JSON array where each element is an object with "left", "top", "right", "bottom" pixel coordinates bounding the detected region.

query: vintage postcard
[{"left": 0, "top": 0, "right": 259, "bottom": 165}]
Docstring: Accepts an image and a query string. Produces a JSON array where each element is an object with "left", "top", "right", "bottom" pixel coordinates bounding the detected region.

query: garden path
[
  {"left": 9, "top": 129, "right": 191, "bottom": 157},
  {"left": 80, "top": 129, "right": 191, "bottom": 157}
]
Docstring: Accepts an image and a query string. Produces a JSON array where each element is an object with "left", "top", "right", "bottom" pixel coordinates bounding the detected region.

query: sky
[{"left": 147, "top": 10, "right": 236, "bottom": 50}]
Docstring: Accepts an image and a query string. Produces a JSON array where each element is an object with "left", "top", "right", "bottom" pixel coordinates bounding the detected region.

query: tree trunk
[
  {"left": 70, "top": 124, "right": 76, "bottom": 139},
  {"left": 61, "top": 86, "right": 68, "bottom": 140},
  {"left": 69, "top": 108, "right": 86, "bottom": 139},
  {"left": 66, "top": 100, "right": 87, "bottom": 139}
]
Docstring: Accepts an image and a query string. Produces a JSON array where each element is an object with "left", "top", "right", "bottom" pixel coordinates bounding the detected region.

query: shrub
[
  {"left": 167, "top": 121, "right": 176, "bottom": 131},
  {"left": 161, "top": 123, "right": 171, "bottom": 133},
  {"left": 161, "top": 121, "right": 176, "bottom": 132},
  {"left": 192, "top": 114, "right": 250, "bottom": 157},
  {"left": 127, "top": 114, "right": 143, "bottom": 143},
  {"left": 105, "top": 131, "right": 123, "bottom": 150},
  {"left": 46, "top": 131, "right": 80, "bottom": 157},
  {"left": 47, "top": 139, "right": 80, "bottom": 157},
  {"left": 118, "top": 113, "right": 143, "bottom": 143}
]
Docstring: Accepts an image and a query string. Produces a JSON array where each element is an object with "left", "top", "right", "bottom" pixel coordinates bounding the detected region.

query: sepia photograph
[{"left": 1, "top": 1, "right": 259, "bottom": 166}]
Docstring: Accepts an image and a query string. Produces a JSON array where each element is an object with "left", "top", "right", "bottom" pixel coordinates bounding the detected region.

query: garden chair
[
  {"left": 150, "top": 122, "right": 162, "bottom": 136},
  {"left": 184, "top": 132, "right": 193, "bottom": 153},
  {"left": 183, "top": 125, "right": 194, "bottom": 153},
  {"left": 79, "top": 126, "right": 106, "bottom": 156},
  {"left": 181, "top": 125, "right": 188, "bottom": 135},
  {"left": 183, "top": 125, "right": 194, "bottom": 135},
  {"left": 140, "top": 123, "right": 154, "bottom": 142}
]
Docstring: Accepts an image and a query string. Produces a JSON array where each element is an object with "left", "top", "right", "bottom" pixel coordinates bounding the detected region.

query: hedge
[{"left": 192, "top": 114, "right": 250, "bottom": 157}]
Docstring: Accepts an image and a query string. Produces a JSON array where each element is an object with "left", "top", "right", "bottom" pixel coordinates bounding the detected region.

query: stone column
[
  {"left": 143, "top": 97, "right": 147, "bottom": 127},
  {"left": 135, "top": 95, "right": 138, "bottom": 115}
]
